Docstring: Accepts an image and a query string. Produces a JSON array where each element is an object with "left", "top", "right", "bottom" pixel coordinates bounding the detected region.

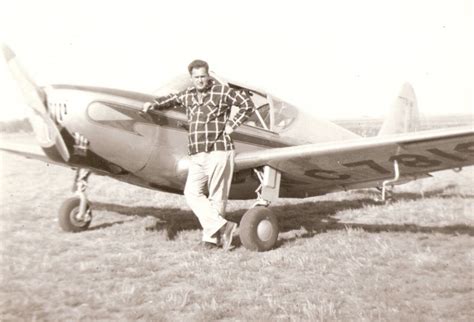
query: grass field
[{"left": 1, "top": 134, "right": 473, "bottom": 321}]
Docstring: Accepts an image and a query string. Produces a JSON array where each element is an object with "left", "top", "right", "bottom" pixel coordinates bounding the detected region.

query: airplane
[{"left": 1, "top": 44, "right": 473, "bottom": 252}]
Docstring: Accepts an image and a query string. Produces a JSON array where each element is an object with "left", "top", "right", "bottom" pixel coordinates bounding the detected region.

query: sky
[{"left": 0, "top": 0, "right": 472, "bottom": 121}]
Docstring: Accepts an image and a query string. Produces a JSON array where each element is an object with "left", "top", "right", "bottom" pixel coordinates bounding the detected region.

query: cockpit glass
[
  {"left": 272, "top": 97, "right": 297, "bottom": 132},
  {"left": 243, "top": 103, "right": 271, "bottom": 130},
  {"left": 239, "top": 90, "right": 271, "bottom": 130}
]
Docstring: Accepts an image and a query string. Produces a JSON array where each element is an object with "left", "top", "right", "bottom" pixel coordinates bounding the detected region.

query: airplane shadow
[
  {"left": 89, "top": 185, "right": 474, "bottom": 249},
  {"left": 89, "top": 203, "right": 201, "bottom": 238}
]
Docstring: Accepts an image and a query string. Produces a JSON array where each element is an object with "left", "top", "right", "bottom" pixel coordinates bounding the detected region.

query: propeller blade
[
  {"left": 45, "top": 116, "right": 71, "bottom": 162},
  {"left": 2, "top": 44, "right": 70, "bottom": 161},
  {"left": 2, "top": 44, "right": 47, "bottom": 114}
]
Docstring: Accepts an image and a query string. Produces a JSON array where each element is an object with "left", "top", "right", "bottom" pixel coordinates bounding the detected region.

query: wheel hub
[
  {"left": 70, "top": 207, "right": 90, "bottom": 227},
  {"left": 257, "top": 219, "right": 273, "bottom": 241}
]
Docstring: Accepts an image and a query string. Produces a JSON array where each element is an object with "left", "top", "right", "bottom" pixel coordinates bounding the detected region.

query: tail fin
[{"left": 378, "top": 82, "right": 419, "bottom": 136}]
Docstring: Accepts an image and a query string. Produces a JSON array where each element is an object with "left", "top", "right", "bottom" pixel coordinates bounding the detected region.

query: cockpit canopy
[{"left": 153, "top": 73, "right": 298, "bottom": 133}]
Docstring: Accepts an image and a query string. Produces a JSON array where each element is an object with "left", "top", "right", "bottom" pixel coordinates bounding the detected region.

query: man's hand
[
  {"left": 225, "top": 124, "right": 234, "bottom": 135},
  {"left": 142, "top": 102, "right": 154, "bottom": 113}
]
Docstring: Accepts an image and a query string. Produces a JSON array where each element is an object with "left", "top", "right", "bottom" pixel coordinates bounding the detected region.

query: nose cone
[{"left": 1, "top": 43, "right": 16, "bottom": 62}]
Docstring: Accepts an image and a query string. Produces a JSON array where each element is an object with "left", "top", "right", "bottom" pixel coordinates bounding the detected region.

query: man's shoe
[{"left": 221, "top": 221, "right": 238, "bottom": 251}]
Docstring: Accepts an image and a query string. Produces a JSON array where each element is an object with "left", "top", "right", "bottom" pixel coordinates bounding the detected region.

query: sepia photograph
[{"left": 1, "top": 0, "right": 473, "bottom": 320}]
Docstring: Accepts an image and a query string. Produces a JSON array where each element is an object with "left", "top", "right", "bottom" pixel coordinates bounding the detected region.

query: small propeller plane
[{"left": 1, "top": 44, "right": 473, "bottom": 251}]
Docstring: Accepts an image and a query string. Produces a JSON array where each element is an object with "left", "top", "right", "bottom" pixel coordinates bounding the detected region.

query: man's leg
[
  {"left": 184, "top": 152, "right": 226, "bottom": 244},
  {"left": 207, "top": 150, "right": 235, "bottom": 217},
  {"left": 206, "top": 150, "right": 237, "bottom": 250}
]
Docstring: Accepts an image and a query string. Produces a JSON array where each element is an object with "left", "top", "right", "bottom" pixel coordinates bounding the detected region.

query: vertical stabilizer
[{"left": 378, "top": 82, "right": 419, "bottom": 136}]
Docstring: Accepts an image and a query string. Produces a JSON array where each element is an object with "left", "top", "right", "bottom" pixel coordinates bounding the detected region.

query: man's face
[{"left": 190, "top": 67, "right": 210, "bottom": 91}]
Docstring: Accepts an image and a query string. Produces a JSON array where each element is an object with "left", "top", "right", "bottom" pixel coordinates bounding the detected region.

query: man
[{"left": 142, "top": 60, "right": 255, "bottom": 251}]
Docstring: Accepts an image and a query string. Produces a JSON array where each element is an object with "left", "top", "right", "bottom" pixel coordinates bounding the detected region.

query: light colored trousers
[{"left": 184, "top": 150, "right": 235, "bottom": 244}]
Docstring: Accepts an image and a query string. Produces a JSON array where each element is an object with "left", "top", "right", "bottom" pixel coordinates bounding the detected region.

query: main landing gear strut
[
  {"left": 58, "top": 168, "right": 93, "bottom": 232},
  {"left": 239, "top": 166, "right": 281, "bottom": 251}
]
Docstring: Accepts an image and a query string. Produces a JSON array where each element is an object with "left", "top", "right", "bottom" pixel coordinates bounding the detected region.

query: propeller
[{"left": 1, "top": 44, "right": 70, "bottom": 161}]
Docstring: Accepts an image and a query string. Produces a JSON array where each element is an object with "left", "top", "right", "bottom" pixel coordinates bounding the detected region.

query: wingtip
[{"left": 1, "top": 43, "right": 16, "bottom": 62}]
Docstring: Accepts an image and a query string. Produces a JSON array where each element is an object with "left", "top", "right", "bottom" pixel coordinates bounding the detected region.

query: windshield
[
  {"left": 271, "top": 96, "right": 297, "bottom": 132},
  {"left": 239, "top": 90, "right": 271, "bottom": 130}
]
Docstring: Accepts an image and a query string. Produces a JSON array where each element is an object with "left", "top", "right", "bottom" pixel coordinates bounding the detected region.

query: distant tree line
[
  {"left": 0, "top": 118, "right": 33, "bottom": 133},
  {"left": 334, "top": 114, "right": 473, "bottom": 137},
  {"left": 0, "top": 114, "right": 471, "bottom": 135}
]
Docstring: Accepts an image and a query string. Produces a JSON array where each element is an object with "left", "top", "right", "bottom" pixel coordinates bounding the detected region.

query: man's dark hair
[{"left": 188, "top": 59, "right": 209, "bottom": 75}]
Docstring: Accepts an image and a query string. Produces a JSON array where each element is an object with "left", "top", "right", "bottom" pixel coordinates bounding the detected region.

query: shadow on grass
[
  {"left": 88, "top": 220, "right": 132, "bottom": 231},
  {"left": 90, "top": 203, "right": 200, "bottom": 239},
  {"left": 365, "top": 184, "right": 474, "bottom": 201},
  {"left": 89, "top": 185, "right": 474, "bottom": 248}
]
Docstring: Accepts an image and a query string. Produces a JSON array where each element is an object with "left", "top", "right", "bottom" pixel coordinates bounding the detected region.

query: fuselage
[{"left": 40, "top": 79, "right": 359, "bottom": 199}]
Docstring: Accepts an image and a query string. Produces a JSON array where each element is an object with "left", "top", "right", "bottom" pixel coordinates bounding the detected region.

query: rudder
[{"left": 378, "top": 82, "right": 419, "bottom": 136}]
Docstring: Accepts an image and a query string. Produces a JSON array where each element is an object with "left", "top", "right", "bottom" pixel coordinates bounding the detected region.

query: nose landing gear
[{"left": 58, "top": 169, "right": 92, "bottom": 232}]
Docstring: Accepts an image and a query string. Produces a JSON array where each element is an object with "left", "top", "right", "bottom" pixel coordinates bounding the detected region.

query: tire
[
  {"left": 58, "top": 197, "right": 92, "bottom": 232},
  {"left": 239, "top": 207, "right": 279, "bottom": 251}
]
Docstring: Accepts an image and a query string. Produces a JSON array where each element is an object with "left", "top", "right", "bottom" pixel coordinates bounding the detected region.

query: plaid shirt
[{"left": 150, "top": 80, "right": 255, "bottom": 155}]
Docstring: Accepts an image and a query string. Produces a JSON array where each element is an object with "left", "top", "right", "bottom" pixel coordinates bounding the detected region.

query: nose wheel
[
  {"left": 58, "top": 169, "right": 92, "bottom": 232},
  {"left": 58, "top": 197, "right": 92, "bottom": 232}
]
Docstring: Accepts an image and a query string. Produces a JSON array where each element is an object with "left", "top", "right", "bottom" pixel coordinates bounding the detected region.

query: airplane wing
[
  {"left": 0, "top": 141, "right": 70, "bottom": 168},
  {"left": 234, "top": 126, "right": 474, "bottom": 197},
  {"left": 0, "top": 141, "right": 122, "bottom": 179}
]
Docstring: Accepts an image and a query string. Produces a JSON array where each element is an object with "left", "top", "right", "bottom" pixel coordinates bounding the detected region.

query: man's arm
[
  {"left": 143, "top": 92, "right": 184, "bottom": 112},
  {"left": 226, "top": 89, "right": 255, "bottom": 133}
]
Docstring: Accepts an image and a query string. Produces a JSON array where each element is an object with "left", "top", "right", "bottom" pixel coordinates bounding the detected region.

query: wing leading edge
[
  {"left": 234, "top": 126, "right": 474, "bottom": 197},
  {"left": 0, "top": 141, "right": 71, "bottom": 168}
]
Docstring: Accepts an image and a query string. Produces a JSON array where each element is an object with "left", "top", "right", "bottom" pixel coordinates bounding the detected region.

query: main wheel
[
  {"left": 240, "top": 207, "right": 279, "bottom": 251},
  {"left": 58, "top": 197, "right": 92, "bottom": 232}
]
